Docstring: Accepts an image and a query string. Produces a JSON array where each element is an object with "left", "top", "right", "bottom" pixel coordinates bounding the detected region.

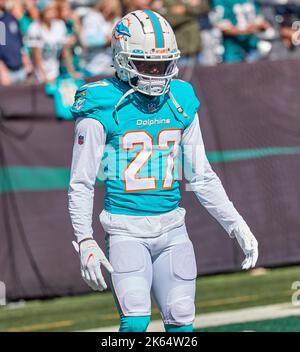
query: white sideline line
[
  {"left": 81, "top": 303, "right": 300, "bottom": 332},
  {"left": 195, "top": 303, "right": 300, "bottom": 329}
]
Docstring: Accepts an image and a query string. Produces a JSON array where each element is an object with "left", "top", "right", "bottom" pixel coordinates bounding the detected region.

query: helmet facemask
[{"left": 115, "top": 52, "right": 179, "bottom": 96}]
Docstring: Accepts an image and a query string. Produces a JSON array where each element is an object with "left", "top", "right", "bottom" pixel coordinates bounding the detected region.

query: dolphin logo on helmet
[{"left": 114, "top": 19, "right": 132, "bottom": 39}]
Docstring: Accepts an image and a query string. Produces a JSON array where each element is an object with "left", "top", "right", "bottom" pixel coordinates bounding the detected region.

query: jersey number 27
[{"left": 122, "top": 129, "right": 182, "bottom": 192}]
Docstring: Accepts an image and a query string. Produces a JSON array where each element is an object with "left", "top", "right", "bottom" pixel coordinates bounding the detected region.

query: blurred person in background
[
  {"left": 11, "top": 0, "right": 39, "bottom": 36},
  {"left": 57, "top": 0, "right": 83, "bottom": 78},
  {"left": 212, "top": 0, "right": 271, "bottom": 63},
  {"left": 122, "top": 0, "right": 152, "bottom": 12},
  {"left": 27, "top": 0, "right": 68, "bottom": 83},
  {"left": 255, "top": 0, "right": 282, "bottom": 60},
  {"left": 80, "top": 0, "right": 121, "bottom": 76},
  {"left": 258, "top": 0, "right": 300, "bottom": 60},
  {"left": 10, "top": 0, "right": 39, "bottom": 80},
  {"left": 198, "top": 7, "right": 224, "bottom": 65},
  {"left": 155, "top": 0, "right": 210, "bottom": 65},
  {"left": 274, "top": 2, "right": 300, "bottom": 58},
  {"left": 0, "top": 0, "right": 31, "bottom": 85}
]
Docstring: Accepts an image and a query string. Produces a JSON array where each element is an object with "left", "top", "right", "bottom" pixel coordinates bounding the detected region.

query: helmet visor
[{"left": 130, "top": 60, "right": 175, "bottom": 77}]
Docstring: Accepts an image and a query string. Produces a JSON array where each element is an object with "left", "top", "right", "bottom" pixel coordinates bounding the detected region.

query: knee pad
[
  {"left": 112, "top": 277, "right": 151, "bottom": 316},
  {"left": 164, "top": 284, "right": 196, "bottom": 325},
  {"left": 119, "top": 315, "right": 151, "bottom": 332},
  {"left": 168, "top": 295, "right": 195, "bottom": 325}
]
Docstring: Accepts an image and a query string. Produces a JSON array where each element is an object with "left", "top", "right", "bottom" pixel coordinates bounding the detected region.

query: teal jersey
[
  {"left": 71, "top": 77, "right": 200, "bottom": 216},
  {"left": 212, "top": 0, "right": 260, "bottom": 62},
  {"left": 213, "top": 0, "right": 261, "bottom": 28}
]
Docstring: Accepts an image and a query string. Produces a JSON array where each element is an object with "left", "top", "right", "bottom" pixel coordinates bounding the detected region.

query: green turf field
[
  {"left": 197, "top": 316, "right": 300, "bottom": 332},
  {"left": 0, "top": 266, "right": 299, "bottom": 332}
]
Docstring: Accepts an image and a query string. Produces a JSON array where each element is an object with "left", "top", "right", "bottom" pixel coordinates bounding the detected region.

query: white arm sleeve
[
  {"left": 68, "top": 117, "right": 106, "bottom": 243},
  {"left": 182, "top": 113, "right": 245, "bottom": 235}
]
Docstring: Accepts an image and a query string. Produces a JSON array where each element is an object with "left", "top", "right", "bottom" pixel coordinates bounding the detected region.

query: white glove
[
  {"left": 72, "top": 239, "right": 114, "bottom": 291},
  {"left": 230, "top": 223, "right": 258, "bottom": 270}
]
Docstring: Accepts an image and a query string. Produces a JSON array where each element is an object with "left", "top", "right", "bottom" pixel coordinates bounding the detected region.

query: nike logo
[{"left": 86, "top": 253, "right": 94, "bottom": 266}]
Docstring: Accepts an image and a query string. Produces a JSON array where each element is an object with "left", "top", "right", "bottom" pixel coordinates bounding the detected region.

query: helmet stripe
[{"left": 144, "top": 10, "right": 164, "bottom": 48}]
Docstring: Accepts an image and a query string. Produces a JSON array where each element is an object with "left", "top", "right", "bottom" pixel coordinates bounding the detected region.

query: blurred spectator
[
  {"left": 1, "top": 0, "right": 299, "bottom": 87},
  {"left": 198, "top": 11, "right": 224, "bottom": 64},
  {"left": 212, "top": 0, "right": 270, "bottom": 63},
  {"left": 156, "top": 0, "right": 210, "bottom": 65},
  {"left": 11, "top": 0, "right": 39, "bottom": 36},
  {"left": 122, "top": 0, "right": 151, "bottom": 12},
  {"left": 57, "top": 0, "right": 83, "bottom": 78},
  {"left": 10, "top": 0, "right": 39, "bottom": 80},
  {"left": 273, "top": 2, "right": 300, "bottom": 58},
  {"left": 80, "top": 0, "right": 121, "bottom": 76},
  {"left": 27, "top": 0, "right": 68, "bottom": 83},
  {"left": 0, "top": 0, "right": 30, "bottom": 85}
]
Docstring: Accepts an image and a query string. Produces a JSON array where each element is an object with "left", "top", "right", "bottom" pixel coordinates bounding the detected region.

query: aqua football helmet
[{"left": 111, "top": 10, "right": 180, "bottom": 96}]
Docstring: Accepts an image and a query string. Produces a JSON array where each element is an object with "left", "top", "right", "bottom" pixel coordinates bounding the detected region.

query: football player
[
  {"left": 68, "top": 10, "right": 258, "bottom": 332},
  {"left": 212, "top": 0, "right": 270, "bottom": 63}
]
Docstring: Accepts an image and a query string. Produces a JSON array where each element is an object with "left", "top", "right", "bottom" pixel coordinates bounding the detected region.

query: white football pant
[{"left": 105, "top": 224, "right": 197, "bottom": 326}]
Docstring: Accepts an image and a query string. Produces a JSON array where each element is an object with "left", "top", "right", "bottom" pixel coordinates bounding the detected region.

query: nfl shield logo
[
  {"left": 148, "top": 103, "right": 156, "bottom": 113},
  {"left": 74, "top": 97, "right": 85, "bottom": 111},
  {"left": 78, "top": 135, "right": 84, "bottom": 145}
]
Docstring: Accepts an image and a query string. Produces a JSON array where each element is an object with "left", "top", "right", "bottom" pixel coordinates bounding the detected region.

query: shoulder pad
[
  {"left": 70, "top": 78, "right": 125, "bottom": 133},
  {"left": 70, "top": 79, "right": 115, "bottom": 118},
  {"left": 169, "top": 79, "right": 200, "bottom": 127}
]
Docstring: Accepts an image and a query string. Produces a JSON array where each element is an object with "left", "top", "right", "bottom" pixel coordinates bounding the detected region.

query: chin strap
[
  {"left": 113, "top": 88, "right": 136, "bottom": 125},
  {"left": 113, "top": 86, "right": 189, "bottom": 125},
  {"left": 168, "top": 91, "right": 189, "bottom": 119}
]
